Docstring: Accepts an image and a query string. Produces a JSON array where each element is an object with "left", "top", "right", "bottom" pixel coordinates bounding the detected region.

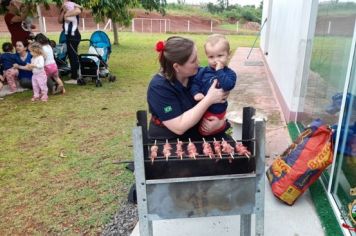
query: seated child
[
  {"left": 190, "top": 34, "right": 237, "bottom": 136},
  {"left": 63, "top": 0, "right": 83, "bottom": 36},
  {"left": 0, "top": 42, "right": 18, "bottom": 93}
]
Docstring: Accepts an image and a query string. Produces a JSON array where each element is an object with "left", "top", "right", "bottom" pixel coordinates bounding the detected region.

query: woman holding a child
[{"left": 147, "top": 36, "right": 231, "bottom": 141}]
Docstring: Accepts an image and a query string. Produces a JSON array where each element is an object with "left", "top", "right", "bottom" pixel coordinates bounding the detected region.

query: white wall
[{"left": 260, "top": 0, "right": 318, "bottom": 120}]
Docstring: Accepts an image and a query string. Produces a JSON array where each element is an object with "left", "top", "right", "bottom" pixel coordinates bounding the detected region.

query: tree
[
  {"left": 80, "top": 0, "right": 167, "bottom": 45},
  {"left": 19, "top": 0, "right": 167, "bottom": 45}
]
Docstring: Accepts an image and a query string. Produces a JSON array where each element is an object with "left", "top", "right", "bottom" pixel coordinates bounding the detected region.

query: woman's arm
[
  {"left": 64, "top": 6, "right": 82, "bottom": 18},
  {"left": 13, "top": 63, "right": 31, "bottom": 70},
  {"left": 10, "top": 5, "right": 30, "bottom": 23},
  {"left": 163, "top": 80, "right": 228, "bottom": 135},
  {"left": 57, "top": 7, "right": 65, "bottom": 24}
]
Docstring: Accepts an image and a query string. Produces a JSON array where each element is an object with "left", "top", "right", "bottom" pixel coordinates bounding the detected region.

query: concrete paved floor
[{"left": 131, "top": 48, "right": 325, "bottom": 236}]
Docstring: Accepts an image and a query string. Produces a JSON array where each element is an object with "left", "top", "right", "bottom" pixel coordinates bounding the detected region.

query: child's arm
[{"left": 216, "top": 68, "right": 237, "bottom": 91}]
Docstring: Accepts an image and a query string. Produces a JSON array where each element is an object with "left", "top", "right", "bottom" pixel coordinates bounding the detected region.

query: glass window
[
  {"left": 297, "top": 0, "right": 356, "bottom": 232},
  {"left": 298, "top": 0, "right": 356, "bottom": 127}
]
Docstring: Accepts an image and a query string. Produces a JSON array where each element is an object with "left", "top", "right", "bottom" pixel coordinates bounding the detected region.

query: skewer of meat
[
  {"left": 202, "top": 138, "right": 214, "bottom": 159},
  {"left": 213, "top": 138, "right": 222, "bottom": 159},
  {"left": 150, "top": 140, "right": 158, "bottom": 164},
  {"left": 221, "top": 138, "right": 235, "bottom": 163},
  {"left": 187, "top": 138, "right": 198, "bottom": 159},
  {"left": 234, "top": 140, "right": 251, "bottom": 158},
  {"left": 176, "top": 138, "right": 185, "bottom": 160},
  {"left": 163, "top": 139, "right": 172, "bottom": 161}
]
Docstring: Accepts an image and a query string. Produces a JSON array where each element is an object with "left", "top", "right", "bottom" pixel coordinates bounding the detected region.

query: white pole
[
  {"left": 82, "top": 18, "right": 85, "bottom": 32},
  {"left": 141, "top": 19, "right": 143, "bottom": 32},
  {"left": 36, "top": 4, "right": 44, "bottom": 33},
  {"left": 210, "top": 20, "right": 213, "bottom": 32},
  {"left": 132, "top": 19, "right": 135, "bottom": 32},
  {"left": 188, "top": 20, "right": 190, "bottom": 32},
  {"left": 109, "top": 19, "right": 112, "bottom": 31},
  {"left": 43, "top": 17, "right": 46, "bottom": 33},
  {"left": 97, "top": 23, "right": 99, "bottom": 30},
  {"left": 104, "top": 19, "right": 111, "bottom": 30},
  {"left": 327, "top": 21, "right": 331, "bottom": 35},
  {"left": 150, "top": 19, "right": 152, "bottom": 33}
]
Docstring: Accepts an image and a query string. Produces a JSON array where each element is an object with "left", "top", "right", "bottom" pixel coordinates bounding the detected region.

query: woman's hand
[
  {"left": 204, "top": 79, "right": 229, "bottom": 105},
  {"left": 200, "top": 116, "right": 226, "bottom": 134}
]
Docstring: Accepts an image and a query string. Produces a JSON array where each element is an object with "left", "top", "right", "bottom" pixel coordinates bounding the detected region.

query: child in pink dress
[{"left": 14, "top": 42, "right": 48, "bottom": 102}]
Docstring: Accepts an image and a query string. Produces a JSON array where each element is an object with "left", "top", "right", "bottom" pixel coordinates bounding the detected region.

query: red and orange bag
[{"left": 266, "top": 119, "right": 334, "bottom": 205}]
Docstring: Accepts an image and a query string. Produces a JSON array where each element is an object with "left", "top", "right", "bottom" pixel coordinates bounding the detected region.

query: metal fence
[
  {"left": 131, "top": 17, "right": 238, "bottom": 34},
  {"left": 0, "top": 17, "right": 112, "bottom": 33}
]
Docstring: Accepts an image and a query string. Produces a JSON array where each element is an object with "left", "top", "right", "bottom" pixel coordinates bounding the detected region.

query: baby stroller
[
  {"left": 77, "top": 30, "right": 116, "bottom": 87},
  {"left": 52, "top": 31, "right": 71, "bottom": 76}
]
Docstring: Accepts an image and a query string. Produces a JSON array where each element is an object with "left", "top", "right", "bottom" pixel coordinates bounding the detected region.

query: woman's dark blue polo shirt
[{"left": 147, "top": 73, "right": 200, "bottom": 141}]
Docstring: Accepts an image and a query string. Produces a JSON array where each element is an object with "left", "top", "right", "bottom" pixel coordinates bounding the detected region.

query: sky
[{"left": 166, "top": 0, "right": 262, "bottom": 7}]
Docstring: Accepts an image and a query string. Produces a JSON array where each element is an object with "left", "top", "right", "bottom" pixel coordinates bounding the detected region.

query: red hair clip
[{"left": 155, "top": 41, "right": 165, "bottom": 52}]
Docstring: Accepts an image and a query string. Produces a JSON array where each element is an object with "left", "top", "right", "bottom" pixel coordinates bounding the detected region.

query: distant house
[{"left": 260, "top": 0, "right": 356, "bottom": 235}]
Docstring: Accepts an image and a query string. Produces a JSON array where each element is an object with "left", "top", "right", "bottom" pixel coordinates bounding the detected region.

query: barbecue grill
[{"left": 132, "top": 107, "right": 265, "bottom": 236}]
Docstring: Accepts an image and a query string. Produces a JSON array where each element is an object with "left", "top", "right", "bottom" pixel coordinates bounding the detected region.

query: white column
[
  {"left": 188, "top": 20, "right": 190, "bottom": 32},
  {"left": 132, "top": 19, "right": 135, "bottom": 32},
  {"left": 42, "top": 17, "right": 46, "bottom": 33},
  {"left": 150, "top": 19, "right": 153, "bottom": 33},
  {"left": 82, "top": 18, "right": 85, "bottom": 31},
  {"left": 210, "top": 20, "right": 213, "bottom": 32},
  {"left": 327, "top": 21, "right": 331, "bottom": 35}
]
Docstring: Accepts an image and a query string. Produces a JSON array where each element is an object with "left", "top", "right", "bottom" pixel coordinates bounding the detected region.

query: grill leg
[
  {"left": 240, "top": 214, "right": 251, "bottom": 236},
  {"left": 255, "top": 118, "right": 266, "bottom": 236},
  {"left": 133, "top": 127, "right": 153, "bottom": 236}
]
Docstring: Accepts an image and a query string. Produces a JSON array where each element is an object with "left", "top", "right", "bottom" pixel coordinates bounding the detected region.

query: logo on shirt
[{"left": 164, "top": 106, "right": 172, "bottom": 113}]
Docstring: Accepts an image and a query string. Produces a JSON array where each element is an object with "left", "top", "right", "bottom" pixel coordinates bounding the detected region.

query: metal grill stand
[{"left": 132, "top": 112, "right": 265, "bottom": 236}]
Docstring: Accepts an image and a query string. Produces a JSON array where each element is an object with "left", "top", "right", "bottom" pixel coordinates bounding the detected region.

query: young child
[
  {"left": 190, "top": 34, "right": 237, "bottom": 136},
  {"left": 15, "top": 42, "right": 48, "bottom": 102},
  {"left": 0, "top": 42, "right": 18, "bottom": 93},
  {"left": 35, "top": 33, "right": 65, "bottom": 94},
  {"left": 63, "top": 0, "right": 82, "bottom": 36}
]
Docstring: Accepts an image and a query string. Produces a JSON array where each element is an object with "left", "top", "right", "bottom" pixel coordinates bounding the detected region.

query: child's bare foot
[{"left": 31, "top": 97, "right": 39, "bottom": 102}]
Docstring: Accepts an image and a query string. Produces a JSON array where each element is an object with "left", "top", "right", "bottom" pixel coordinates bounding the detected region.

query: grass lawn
[{"left": 0, "top": 32, "right": 257, "bottom": 234}]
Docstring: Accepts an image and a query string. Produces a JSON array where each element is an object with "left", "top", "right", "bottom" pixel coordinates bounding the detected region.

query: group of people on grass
[
  {"left": 0, "top": 0, "right": 82, "bottom": 102},
  {"left": 1, "top": 0, "right": 237, "bottom": 138}
]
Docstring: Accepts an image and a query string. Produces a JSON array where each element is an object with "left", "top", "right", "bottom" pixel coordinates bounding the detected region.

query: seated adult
[
  {"left": 147, "top": 36, "right": 230, "bottom": 142},
  {"left": 1, "top": 0, "right": 32, "bottom": 46},
  {"left": 14, "top": 40, "right": 55, "bottom": 91}
]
